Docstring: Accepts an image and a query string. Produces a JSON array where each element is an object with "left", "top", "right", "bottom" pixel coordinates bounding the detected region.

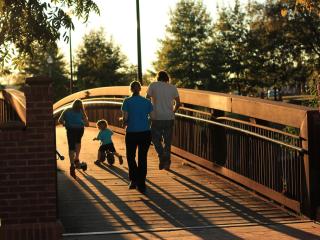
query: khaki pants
[{"left": 151, "top": 120, "right": 174, "bottom": 165}]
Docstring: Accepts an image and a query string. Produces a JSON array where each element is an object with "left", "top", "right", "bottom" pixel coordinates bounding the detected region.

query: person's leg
[
  {"left": 66, "top": 128, "right": 76, "bottom": 179},
  {"left": 151, "top": 120, "right": 166, "bottom": 169},
  {"left": 74, "top": 128, "right": 84, "bottom": 162},
  {"left": 75, "top": 143, "right": 81, "bottom": 161},
  {"left": 125, "top": 133, "right": 138, "bottom": 188},
  {"left": 162, "top": 120, "right": 174, "bottom": 170},
  {"left": 108, "top": 143, "right": 123, "bottom": 165},
  {"left": 114, "top": 152, "right": 123, "bottom": 165},
  {"left": 97, "top": 150, "right": 101, "bottom": 161},
  {"left": 137, "top": 131, "right": 151, "bottom": 192},
  {"left": 151, "top": 120, "right": 164, "bottom": 157}
]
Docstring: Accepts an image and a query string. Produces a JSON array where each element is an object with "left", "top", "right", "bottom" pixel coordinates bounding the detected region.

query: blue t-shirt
[
  {"left": 61, "top": 109, "right": 85, "bottom": 128},
  {"left": 97, "top": 128, "right": 113, "bottom": 145},
  {"left": 121, "top": 95, "right": 153, "bottom": 132}
]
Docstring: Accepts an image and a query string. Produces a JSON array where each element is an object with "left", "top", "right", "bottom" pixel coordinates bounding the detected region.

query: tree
[
  {"left": 212, "top": 0, "right": 253, "bottom": 94},
  {"left": 0, "top": 0, "right": 99, "bottom": 65},
  {"left": 153, "top": 0, "right": 213, "bottom": 89},
  {"left": 75, "top": 28, "right": 132, "bottom": 90},
  {"left": 18, "top": 43, "right": 70, "bottom": 101},
  {"left": 246, "top": 0, "right": 320, "bottom": 96}
]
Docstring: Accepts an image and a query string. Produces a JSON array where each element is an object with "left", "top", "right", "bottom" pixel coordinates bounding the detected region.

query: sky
[{"left": 58, "top": 0, "right": 244, "bottom": 73}]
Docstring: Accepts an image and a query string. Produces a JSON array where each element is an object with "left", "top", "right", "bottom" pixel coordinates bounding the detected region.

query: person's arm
[
  {"left": 82, "top": 110, "right": 89, "bottom": 127},
  {"left": 58, "top": 110, "right": 66, "bottom": 126},
  {"left": 120, "top": 99, "right": 128, "bottom": 128},
  {"left": 173, "top": 96, "right": 181, "bottom": 113},
  {"left": 146, "top": 84, "right": 152, "bottom": 99},
  {"left": 93, "top": 133, "right": 99, "bottom": 141},
  {"left": 121, "top": 111, "right": 128, "bottom": 128}
]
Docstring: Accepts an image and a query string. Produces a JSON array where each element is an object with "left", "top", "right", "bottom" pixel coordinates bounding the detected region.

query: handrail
[
  {"left": 175, "top": 113, "right": 304, "bottom": 153},
  {"left": 216, "top": 117, "right": 300, "bottom": 139},
  {"left": 1, "top": 89, "right": 26, "bottom": 124},
  {"left": 53, "top": 86, "right": 315, "bottom": 128},
  {"left": 54, "top": 98, "right": 304, "bottom": 153}
]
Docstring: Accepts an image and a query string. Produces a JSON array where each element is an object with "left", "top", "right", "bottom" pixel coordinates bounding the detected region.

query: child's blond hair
[{"left": 96, "top": 119, "right": 108, "bottom": 129}]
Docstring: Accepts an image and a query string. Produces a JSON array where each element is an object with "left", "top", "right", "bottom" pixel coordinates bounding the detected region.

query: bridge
[{"left": 1, "top": 76, "right": 320, "bottom": 239}]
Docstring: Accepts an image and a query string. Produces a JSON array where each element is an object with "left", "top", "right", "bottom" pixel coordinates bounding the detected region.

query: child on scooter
[{"left": 93, "top": 119, "right": 123, "bottom": 165}]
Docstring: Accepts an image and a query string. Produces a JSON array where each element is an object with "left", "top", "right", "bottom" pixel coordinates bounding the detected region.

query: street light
[
  {"left": 47, "top": 55, "right": 53, "bottom": 78},
  {"left": 67, "top": 10, "right": 74, "bottom": 94},
  {"left": 69, "top": 26, "right": 73, "bottom": 94},
  {"left": 136, "top": 0, "right": 142, "bottom": 84}
]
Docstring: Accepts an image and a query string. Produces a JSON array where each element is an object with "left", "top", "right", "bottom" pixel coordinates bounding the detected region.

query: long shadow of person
[
  {"left": 89, "top": 163, "right": 243, "bottom": 239},
  {"left": 167, "top": 168, "right": 320, "bottom": 240}
]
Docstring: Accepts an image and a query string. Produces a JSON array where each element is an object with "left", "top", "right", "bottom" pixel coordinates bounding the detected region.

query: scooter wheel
[
  {"left": 106, "top": 153, "right": 115, "bottom": 165},
  {"left": 81, "top": 162, "right": 87, "bottom": 171}
]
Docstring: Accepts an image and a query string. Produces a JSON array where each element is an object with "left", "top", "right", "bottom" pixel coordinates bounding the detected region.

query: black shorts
[
  {"left": 66, "top": 127, "right": 84, "bottom": 151},
  {"left": 99, "top": 143, "right": 116, "bottom": 153}
]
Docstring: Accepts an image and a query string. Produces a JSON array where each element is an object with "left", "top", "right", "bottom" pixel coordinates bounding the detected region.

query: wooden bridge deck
[{"left": 56, "top": 126, "right": 320, "bottom": 240}]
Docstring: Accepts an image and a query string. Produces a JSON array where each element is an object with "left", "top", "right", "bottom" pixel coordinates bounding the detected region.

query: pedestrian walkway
[{"left": 56, "top": 126, "right": 320, "bottom": 239}]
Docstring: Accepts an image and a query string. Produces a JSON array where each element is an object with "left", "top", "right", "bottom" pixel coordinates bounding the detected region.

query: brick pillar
[{"left": 0, "top": 76, "right": 62, "bottom": 239}]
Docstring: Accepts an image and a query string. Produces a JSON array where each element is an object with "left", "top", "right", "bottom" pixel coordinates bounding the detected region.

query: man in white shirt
[{"left": 147, "top": 71, "right": 181, "bottom": 170}]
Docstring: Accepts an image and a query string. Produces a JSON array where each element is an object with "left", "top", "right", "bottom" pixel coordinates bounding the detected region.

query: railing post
[
  {"left": 300, "top": 110, "right": 320, "bottom": 219},
  {"left": 212, "top": 109, "right": 226, "bottom": 165}
]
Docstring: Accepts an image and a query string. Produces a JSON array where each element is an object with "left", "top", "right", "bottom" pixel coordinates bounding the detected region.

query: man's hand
[{"left": 119, "top": 117, "right": 127, "bottom": 128}]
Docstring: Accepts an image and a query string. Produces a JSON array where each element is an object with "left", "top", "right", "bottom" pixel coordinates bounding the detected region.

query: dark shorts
[
  {"left": 66, "top": 128, "right": 84, "bottom": 151},
  {"left": 99, "top": 143, "right": 116, "bottom": 153}
]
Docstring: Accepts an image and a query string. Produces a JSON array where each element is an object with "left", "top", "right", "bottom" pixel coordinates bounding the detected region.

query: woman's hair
[
  {"left": 156, "top": 70, "right": 169, "bottom": 82},
  {"left": 72, "top": 99, "right": 85, "bottom": 112},
  {"left": 96, "top": 119, "right": 108, "bottom": 129},
  {"left": 130, "top": 81, "right": 141, "bottom": 94}
]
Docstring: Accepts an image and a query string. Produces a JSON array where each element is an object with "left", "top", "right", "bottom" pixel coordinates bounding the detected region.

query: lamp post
[
  {"left": 47, "top": 55, "right": 53, "bottom": 78},
  {"left": 136, "top": 0, "right": 142, "bottom": 84},
  {"left": 69, "top": 26, "right": 73, "bottom": 94}
]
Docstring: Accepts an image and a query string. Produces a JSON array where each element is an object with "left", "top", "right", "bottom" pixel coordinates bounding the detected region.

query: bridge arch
[
  {"left": 1, "top": 80, "right": 320, "bottom": 234},
  {"left": 52, "top": 85, "right": 320, "bottom": 219}
]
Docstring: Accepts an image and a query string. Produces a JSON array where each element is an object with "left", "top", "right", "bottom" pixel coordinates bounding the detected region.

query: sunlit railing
[{"left": 0, "top": 89, "right": 25, "bottom": 127}]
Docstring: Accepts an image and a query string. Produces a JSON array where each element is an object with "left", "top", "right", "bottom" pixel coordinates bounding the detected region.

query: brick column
[{"left": 0, "top": 76, "right": 62, "bottom": 239}]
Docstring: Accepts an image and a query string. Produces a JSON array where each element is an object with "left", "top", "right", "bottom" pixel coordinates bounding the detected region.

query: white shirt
[{"left": 147, "top": 81, "right": 179, "bottom": 120}]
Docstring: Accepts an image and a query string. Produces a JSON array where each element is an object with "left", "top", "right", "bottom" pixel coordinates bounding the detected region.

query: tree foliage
[
  {"left": 153, "top": 0, "right": 320, "bottom": 99},
  {"left": 18, "top": 43, "right": 70, "bottom": 101},
  {"left": 153, "top": 0, "right": 213, "bottom": 88},
  {"left": 212, "top": 0, "right": 250, "bottom": 93},
  {"left": 75, "top": 28, "right": 132, "bottom": 90},
  {"left": 0, "top": 0, "right": 99, "bottom": 65}
]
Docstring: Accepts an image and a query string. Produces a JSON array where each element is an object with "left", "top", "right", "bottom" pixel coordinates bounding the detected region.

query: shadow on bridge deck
[{"left": 56, "top": 126, "right": 320, "bottom": 240}]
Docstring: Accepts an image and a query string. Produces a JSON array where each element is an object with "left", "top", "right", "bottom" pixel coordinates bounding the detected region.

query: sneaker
[
  {"left": 128, "top": 181, "right": 137, "bottom": 189},
  {"left": 163, "top": 161, "right": 171, "bottom": 171},
  {"left": 159, "top": 155, "right": 165, "bottom": 170},
  {"left": 118, "top": 156, "right": 123, "bottom": 165},
  {"left": 74, "top": 159, "right": 80, "bottom": 169},
  {"left": 70, "top": 165, "right": 76, "bottom": 179},
  {"left": 159, "top": 162, "right": 165, "bottom": 170},
  {"left": 137, "top": 183, "right": 146, "bottom": 193}
]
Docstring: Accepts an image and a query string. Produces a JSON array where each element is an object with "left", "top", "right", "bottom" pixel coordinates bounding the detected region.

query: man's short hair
[{"left": 157, "top": 71, "right": 169, "bottom": 82}]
